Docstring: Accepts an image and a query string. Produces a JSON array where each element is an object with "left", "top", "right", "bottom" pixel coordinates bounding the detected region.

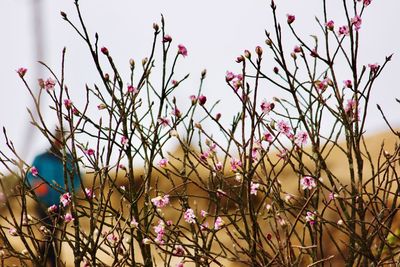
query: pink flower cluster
[
  {"left": 17, "top": 67, "right": 27, "bottom": 78},
  {"left": 305, "top": 211, "right": 316, "bottom": 225},
  {"left": 153, "top": 220, "right": 166, "bottom": 244},
  {"left": 294, "top": 131, "right": 308, "bottom": 147},
  {"left": 277, "top": 120, "right": 293, "bottom": 138},
  {"left": 151, "top": 195, "right": 170, "bottom": 208},
  {"left": 30, "top": 166, "right": 39, "bottom": 177},
  {"left": 158, "top": 117, "right": 171, "bottom": 128},
  {"left": 230, "top": 158, "right": 242, "bottom": 172},
  {"left": 250, "top": 182, "right": 260, "bottom": 196},
  {"left": 214, "top": 216, "right": 225, "bottom": 230},
  {"left": 178, "top": 44, "right": 188, "bottom": 57},
  {"left": 300, "top": 176, "right": 317, "bottom": 190},
  {"left": 184, "top": 208, "right": 196, "bottom": 224},
  {"left": 64, "top": 213, "right": 74, "bottom": 223},
  {"left": 260, "top": 100, "right": 274, "bottom": 115},
  {"left": 158, "top": 158, "right": 168, "bottom": 168},
  {"left": 60, "top": 192, "right": 72, "bottom": 207},
  {"left": 225, "top": 71, "right": 243, "bottom": 91}
]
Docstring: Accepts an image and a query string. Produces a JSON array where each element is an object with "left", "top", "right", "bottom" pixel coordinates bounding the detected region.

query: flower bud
[
  {"left": 273, "top": 67, "right": 279, "bottom": 74},
  {"left": 265, "top": 39, "right": 272, "bottom": 46},
  {"left": 129, "top": 58, "right": 135, "bottom": 69},
  {"left": 255, "top": 46, "right": 263, "bottom": 57},
  {"left": 163, "top": 35, "right": 172, "bottom": 43},
  {"left": 142, "top": 57, "right": 148, "bottom": 66},
  {"left": 201, "top": 69, "right": 207, "bottom": 79},
  {"left": 198, "top": 95, "right": 207, "bottom": 106},
  {"left": 236, "top": 55, "right": 244, "bottom": 63},
  {"left": 153, "top": 23, "right": 159, "bottom": 32},
  {"left": 60, "top": 11, "right": 67, "bottom": 19},
  {"left": 287, "top": 14, "right": 295, "bottom": 24},
  {"left": 215, "top": 113, "right": 221, "bottom": 121},
  {"left": 104, "top": 73, "right": 109, "bottom": 81},
  {"left": 101, "top": 47, "right": 109, "bottom": 55},
  {"left": 244, "top": 50, "right": 251, "bottom": 59}
]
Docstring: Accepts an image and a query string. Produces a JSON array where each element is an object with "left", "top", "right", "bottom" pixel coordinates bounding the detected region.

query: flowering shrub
[{"left": 0, "top": 0, "right": 399, "bottom": 266}]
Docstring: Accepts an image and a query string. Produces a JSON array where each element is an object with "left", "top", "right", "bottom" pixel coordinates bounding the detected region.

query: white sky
[{"left": 0, "top": 0, "right": 399, "bottom": 166}]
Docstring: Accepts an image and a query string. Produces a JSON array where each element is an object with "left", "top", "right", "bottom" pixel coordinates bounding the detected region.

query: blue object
[{"left": 27, "top": 149, "right": 80, "bottom": 207}]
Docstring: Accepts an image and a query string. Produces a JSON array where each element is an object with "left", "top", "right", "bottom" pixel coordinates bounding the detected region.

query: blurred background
[{"left": 0, "top": 0, "right": 399, "bottom": 171}]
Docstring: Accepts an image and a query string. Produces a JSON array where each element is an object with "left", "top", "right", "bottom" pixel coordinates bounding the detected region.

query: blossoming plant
[{"left": 1, "top": 0, "right": 399, "bottom": 266}]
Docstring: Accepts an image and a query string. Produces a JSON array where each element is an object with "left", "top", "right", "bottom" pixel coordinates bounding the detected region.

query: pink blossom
[
  {"left": 214, "top": 216, "right": 225, "bottom": 230},
  {"left": 293, "top": 45, "right": 302, "bottom": 53},
  {"left": 200, "top": 151, "right": 209, "bottom": 161},
  {"left": 198, "top": 95, "right": 207, "bottom": 106},
  {"left": 101, "top": 47, "right": 109, "bottom": 55},
  {"left": 30, "top": 166, "right": 39, "bottom": 177},
  {"left": 351, "top": 15, "right": 362, "bottom": 31},
  {"left": 278, "top": 120, "right": 292, "bottom": 137},
  {"left": 17, "top": 67, "right": 27, "bottom": 78},
  {"left": 85, "top": 148, "right": 95, "bottom": 156},
  {"left": 107, "top": 233, "right": 118, "bottom": 245},
  {"left": 153, "top": 220, "right": 165, "bottom": 244},
  {"left": 250, "top": 182, "right": 260, "bottom": 195},
  {"left": 200, "top": 210, "right": 208, "bottom": 217},
  {"left": 215, "top": 162, "right": 223, "bottom": 171},
  {"left": 60, "top": 192, "right": 71, "bottom": 207},
  {"left": 64, "top": 213, "right": 74, "bottom": 223},
  {"left": 287, "top": 14, "right": 295, "bottom": 24},
  {"left": 328, "top": 192, "right": 337, "bottom": 200},
  {"left": 171, "top": 107, "right": 182, "bottom": 118},
  {"left": 178, "top": 44, "right": 188, "bottom": 57},
  {"left": 200, "top": 222, "right": 209, "bottom": 231},
  {"left": 368, "top": 63, "right": 379, "bottom": 72},
  {"left": 344, "top": 99, "right": 357, "bottom": 113},
  {"left": 363, "top": 0, "right": 371, "bottom": 6},
  {"left": 338, "top": 25, "right": 350, "bottom": 36},
  {"left": 305, "top": 211, "right": 316, "bottom": 225},
  {"left": 230, "top": 158, "right": 242, "bottom": 172},
  {"left": 176, "top": 263, "right": 184, "bottom": 267},
  {"left": 64, "top": 99, "right": 73, "bottom": 110},
  {"left": 184, "top": 208, "right": 196, "bottom": 224},
  {"left": 189, "top": 95, "right": 197, "bottom": 104},
  {"left": 120, "top": 185, "right": 126, "bottom": 191},
  {"left": 9, "top": 228, "right": 17, "bottom": 236},
  {"left": 47, "top": 204, "right": 58, "bottom": 213},
  {"left": 157, "top": 117, "right": 171, "bottom": 128},
  {"left": 85, "top": 188, "right": 95, "bottom": 199},
  {"left": 172, "top": 80, "right": 178, "bottom": 86},
  {"left": 163, "top": 35, "right": 172, "bottom": 43},
  {"left": 343, "top": 80, "right": 352, "bottom": 88},
  {"left": 121, "top": 136, "right": 128, "bottom": 146},
  {"left": 158, "top": 158, "right": 168, "bottom": 168},
  {"left": 225, "top": 71, "right": 235, "bottom": 82},
  {"left": 131, "top": 217, "right": 139, "bottom": 228},
  {"left": 45, "top": 78, "right": 56, "bottom": 91},
  {"left": 316, "top": 78, "right": 330, "bottom": 91},
  {"left": 127, "top": 84, "right": 138, "bottom": 94},
  {"left": 263, "top": 131, "right": 273, "bottom": 143},
  {"left": 300, "top": 176, "right": 317, "bottom": 190},
  {"left": 151, "top": 195, "right": 170, "bottom": 208},
  {"left": 173, "top": 245, "right": 185, "bottom": 256},
  {"left": 277, "top": 149, "right": 288, "bottom": 160},
  {"left": 260, "top": 100, "right": 274, "bottom": 114},
  {"left": 294, "top": 131, "right": 308, "bottom": 146},
  {"left": 325, "top": 20, "right": 335, "bottom": 31},
  {"left": 310, "top": 48, "right": 318, "bottom": 58}
]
